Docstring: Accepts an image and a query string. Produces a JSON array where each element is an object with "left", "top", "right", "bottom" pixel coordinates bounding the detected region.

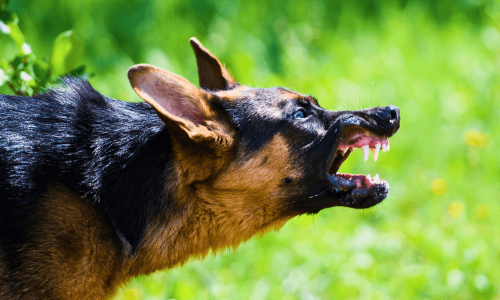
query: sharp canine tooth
[
  {"left": 370, "top": 146, "right": 379, "bottom": 162},
  {"left": 373, "top": 143, "right": 381, "bottom": 161},
  {"left": 374, "top": 174, "right": 379, "bottom": 180},
  {"left": 367, "top": 174, "right": 372, "bottom": 180},
  {"left": 387, "top": 144, "right": 390, "bottom": 151},
  {"left": 343, "top": 148, "right": 348, "bottom": 155},
  {"left": 382, "top": 144, "right": 387, "bottom": 152},
  {"left": 361, "top": 145, "right": 369, "bottom": 161}
]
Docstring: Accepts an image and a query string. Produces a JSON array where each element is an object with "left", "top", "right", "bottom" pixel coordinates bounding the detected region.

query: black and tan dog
[{"left": 0, "top": 38, "right": 400, "bottom": 299}]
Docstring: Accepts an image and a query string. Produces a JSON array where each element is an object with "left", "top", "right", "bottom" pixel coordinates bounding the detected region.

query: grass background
[{"left": 1, "top": 0, "right": 499, "bottom": 299}]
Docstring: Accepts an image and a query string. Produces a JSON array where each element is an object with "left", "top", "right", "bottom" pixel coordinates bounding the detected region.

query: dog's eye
[{"left": 293, "top": 110, "right": 306, "bottom": 119}]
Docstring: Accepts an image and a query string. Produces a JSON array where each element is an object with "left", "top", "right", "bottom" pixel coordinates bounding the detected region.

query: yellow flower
[
  {"left": 464, "top": 130, "right": 490, "bottom": 148},
  {"left": 431, "top": 178, "right": 447, "bottom": 195},
  {"left": 449, "top": 202, "right": 464, "bottom": 218},
  {"left": 476, "top": 204, "right": 488, "bottom": 219}
]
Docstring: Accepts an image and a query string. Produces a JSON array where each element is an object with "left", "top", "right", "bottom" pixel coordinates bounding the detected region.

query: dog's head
[{"left": 128, "top": 38, "right": 400, "bottom": 255}]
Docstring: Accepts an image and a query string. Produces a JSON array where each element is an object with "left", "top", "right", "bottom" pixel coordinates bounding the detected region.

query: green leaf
[
  {"left": 0, "top": 58, "right": 8, "bottom": 70},
  {"left": 0, "top": 19, "right": 10, "bottom": 34},
  {"left": 0, "top": 0, "right": 9, "bottom": 11},
  {"left": 11, "top": 55, "right": 24, "bottom": 69},
  {"left": 8, "top": 23, "right": 25, "bottom": 50},
  {"left": 68, "top": 65, "right": 86, "bottom": 76},
  {"left": 49, "top": 30, "right": 84, "bottom": 78},
  {"left": 0, "top": 11, "right": 16, "bottom": 24},
  {"left": 33, "top": 59, "right": 50, "bottom": 81},
  {"left": 19, "top": 70, "right": 33, "bottom": 82},
  {"left": 0, "top": 68, "right": 9, "bottom": 86},
  {"left": 0, "top": 11, "right": 25, "bottom": 51}
]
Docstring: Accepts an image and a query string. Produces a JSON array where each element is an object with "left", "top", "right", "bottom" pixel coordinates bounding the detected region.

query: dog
[{"left": 0, "top": 37, "right": 400, "bottom": 299}]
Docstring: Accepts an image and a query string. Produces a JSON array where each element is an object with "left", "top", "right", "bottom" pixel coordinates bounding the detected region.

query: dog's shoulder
[{"left": 0, "top": 78, "right": 169, "bottom": 253}]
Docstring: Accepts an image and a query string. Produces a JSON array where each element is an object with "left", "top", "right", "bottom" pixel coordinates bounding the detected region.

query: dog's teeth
[
  {"left": 374, "top": 174, "right": 379, "bottom": 180},
  {"left": 370, "top": 145, "right": 379, "bottom": 162},
  {"left": 342, "top": 148, "right": 348, "bottom": 155},
  {"left": 367, "top": 173, "right": 372, "bottom": 180},
  {"left": 387, "top": 141, "right": 390, "bottom": 151},
  {"left": 382, "top": 144, "right": 387, "bottom": 152},
  {"left": 361, "top": 145, "right": 369, "bottom": 161},
  {"left": 351, "top": 147, "right": 355, "bottom": 152}
]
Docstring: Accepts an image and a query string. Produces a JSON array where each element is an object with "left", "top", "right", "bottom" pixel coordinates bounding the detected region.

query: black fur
[
  {"left": 222, "top": 87, "right": 319, "bottom": 153},
  {"left": 0, "top": 78, "right": 172, "bottom": 256}
]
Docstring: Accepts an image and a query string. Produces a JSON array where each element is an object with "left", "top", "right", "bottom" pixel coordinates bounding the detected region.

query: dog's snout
[
  {"left": 387, "top": 105, "right": 399, "bottom": 123},
  {"left": 383, "top": 105, "right": 400, "bottom": 133},
  {"left": 382, "top": 105, "right": 399, "bottom": 122},
  {"left": 388, "top": 105, "right": 400, "bottom": 121}
]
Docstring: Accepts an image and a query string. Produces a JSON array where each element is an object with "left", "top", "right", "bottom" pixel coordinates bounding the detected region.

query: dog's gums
[{"left": 325, "top": 126, "right": 393, "bottom": 208}]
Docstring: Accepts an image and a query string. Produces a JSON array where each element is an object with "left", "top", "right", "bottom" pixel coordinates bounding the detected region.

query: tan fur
[
  {"left": 0, "top": 135, "right": 302, "bottom": 296},
  {"left": 0, "top": 131, "right": 301, "bottom": 299},
  {"left": 127, "top": 134, "right": 299, "bottom": 276},
  {"left": 213, "top": 85, "right": 252, "bottom": 101},
  {"left": 1, "top": 185, "right": 124, "bottom": 300},
  {"left": 1, "top": 72, "right": 305, "bottom": 300},
  {"left": 0, "top": 39, "right": 325, "bottom": 299}
]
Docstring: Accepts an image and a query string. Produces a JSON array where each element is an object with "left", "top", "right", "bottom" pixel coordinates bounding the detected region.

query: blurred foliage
[
  {"left": 0, "top": 0, "right": 87, "bottom": 95},
  {"left": 1, "top": 0, "right": 499, "bottom": 299}
]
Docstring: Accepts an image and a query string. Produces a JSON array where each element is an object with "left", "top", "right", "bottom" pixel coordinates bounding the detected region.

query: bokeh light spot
[
  {"left": 123, "top": 288, "right": 142, "bottom": 300},
  {"left": 476, "top": 204, "right": 489, "bottom": 219},
  {"left": 431, "top": 178, "right": 447, "bottom": 195},
  {"left": 447, "top": 269, "right": 464, "bottom": 289},
  {"left": 474, "top": 274, "right": 490, "bottom": 291},
  {"left": 448, "top": 202, "right": 464, "bottom": 218},
  {"left": 464, "top": 130, "right": 490, "bottom": 148}
]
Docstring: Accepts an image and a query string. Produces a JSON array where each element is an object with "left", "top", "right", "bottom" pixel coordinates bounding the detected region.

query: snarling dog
[{"left": 0, "top": 38, "right": 400, "bottom": 299}]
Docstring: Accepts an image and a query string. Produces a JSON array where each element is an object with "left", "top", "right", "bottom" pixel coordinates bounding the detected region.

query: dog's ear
[
  {"left": 128, "top": 64, "right": 232, "bottom": 146},
  {"left": 189, "top": 37, "right": 238, "bottom": 91}
]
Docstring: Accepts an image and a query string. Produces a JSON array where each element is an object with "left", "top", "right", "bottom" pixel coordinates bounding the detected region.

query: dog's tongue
[
  {"left": 337, "top": 173, "right": 384, "bottom": 189},
  {"left": 327, "top": 174, "right": 357, "bottom": 191},
  {"left": 328, "top": 173, "right": 385, "bottom": 192}
]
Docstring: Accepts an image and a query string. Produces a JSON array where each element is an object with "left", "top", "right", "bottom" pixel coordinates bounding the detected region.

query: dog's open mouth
[{"left": 326, "top": 126, "right": 391, "bottom": 208}]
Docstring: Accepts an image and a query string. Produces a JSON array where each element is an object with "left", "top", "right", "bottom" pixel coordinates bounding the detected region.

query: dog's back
[{"left": 0, "top": 79, "right": 172, "bottom": 298}]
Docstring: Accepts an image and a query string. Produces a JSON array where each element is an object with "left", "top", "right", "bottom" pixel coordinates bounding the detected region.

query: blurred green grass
[{"left": 1, "top": 0, "right": 499, "bottom": 299}]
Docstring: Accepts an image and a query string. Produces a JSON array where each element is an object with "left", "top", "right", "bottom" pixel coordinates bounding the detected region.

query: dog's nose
[
  {"left": 382, "top": 105, "right": 400, "bottom": 133},
  {"left": 387, "top": 105, "right": 400, "bottom": 122}
]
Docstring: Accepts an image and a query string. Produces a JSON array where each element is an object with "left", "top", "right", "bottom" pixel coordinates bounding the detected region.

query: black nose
[
  {"left": 387, "top": 105, "right": 400, "bottom": 122},
  {"left": 383, "top": 105, "right": 400, "bottom": 133}
]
